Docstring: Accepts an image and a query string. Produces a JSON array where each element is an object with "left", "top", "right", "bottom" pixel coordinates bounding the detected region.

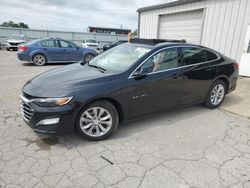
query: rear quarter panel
[
  {"left": 216, "top": 56, "right": 238, "bottom": 93},
  {"left": 29, "top": 45, "right": 50, "bottom": 62},
  {"left": 81, "top": 48, "right": 97, "bottom": 57}
]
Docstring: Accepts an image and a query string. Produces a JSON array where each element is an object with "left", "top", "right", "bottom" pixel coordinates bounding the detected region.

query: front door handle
[
  {"left": 205, "top": 67, "right": 215, "bottom": 71},
  {"left": 172, "top": 74, "right": 181, "bottom": 79}
]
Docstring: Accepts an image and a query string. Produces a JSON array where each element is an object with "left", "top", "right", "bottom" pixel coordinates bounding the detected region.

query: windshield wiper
[
  {"left": 87, "top": 62, "right": 106, "bottom": 73},
  {"left": 80, "top": 61, "right": 87, "bottom": 65}
]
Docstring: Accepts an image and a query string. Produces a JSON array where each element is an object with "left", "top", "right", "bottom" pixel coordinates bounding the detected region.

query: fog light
[{"left": 36, "top": 118, "right": 60, "bottom": 126}]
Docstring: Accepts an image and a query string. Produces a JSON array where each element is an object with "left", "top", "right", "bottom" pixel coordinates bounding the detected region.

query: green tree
[
  {"left": 18, "top": 22, "right": 29, "bottom": 28},
  {"left": 0, "top": 21, "right": 29, "bottom": 28},
  {"left": 132, "top": 29, "right": 138, "bottom": 37}
]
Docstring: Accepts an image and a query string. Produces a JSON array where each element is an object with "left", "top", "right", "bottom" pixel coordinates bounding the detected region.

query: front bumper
[
  {"left": 228, "top": 70, "right": 239, "bottom": 94},
  {"left": 20, "top": 95, "right": 77, "bottom": 135},
  {"left": 6, "top": 43, "right": 20, "bottom": 48}
]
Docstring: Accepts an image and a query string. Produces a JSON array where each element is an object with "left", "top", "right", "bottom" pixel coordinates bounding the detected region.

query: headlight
[{"left": 32, "top": 97, "right": 73, "bottom": 107}]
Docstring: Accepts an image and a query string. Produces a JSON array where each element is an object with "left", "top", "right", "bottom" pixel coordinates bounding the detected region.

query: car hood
[
  {"left": 22, "top": 63, "right": 107, "bottom": 97},
  {"left": 6, "top": 39, "right": 26, "bottom": 43}
]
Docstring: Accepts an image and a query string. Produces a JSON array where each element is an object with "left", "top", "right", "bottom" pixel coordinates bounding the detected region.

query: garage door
[{"left": 158, "top": 10, "right": 204, "bottom": 44}]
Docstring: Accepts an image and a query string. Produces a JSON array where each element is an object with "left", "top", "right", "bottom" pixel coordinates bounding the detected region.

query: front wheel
[
  {"left": 84, "top": 54, "right": 94, "bottom": 62},
  {"left": 32, "top": 54, "right": 47, "bottom": 66},
  {"left": 76, "top": 101, "right": 119, "bottom": 141},
  {"left": 205, "top": 80, "right": 226, "bottom": 109}
]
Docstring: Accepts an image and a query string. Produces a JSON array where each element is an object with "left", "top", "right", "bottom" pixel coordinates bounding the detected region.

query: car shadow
[
  {"left": 34, "top": 105, "right": 212, "bottom": 147},
  {"left": 112, "top": 105, "right": 208, "bottom": 139},
  {"left": 22, "top": 62, "right": 73, "bottom": 66}
]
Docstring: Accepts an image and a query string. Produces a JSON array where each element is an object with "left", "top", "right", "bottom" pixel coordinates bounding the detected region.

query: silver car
[{"left": 6, "top": 34, "right": 27, "bottom": 51}]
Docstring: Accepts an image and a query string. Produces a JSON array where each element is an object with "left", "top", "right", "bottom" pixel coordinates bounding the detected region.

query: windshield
[
  {"left": 86, "top": 39, "right": 97, "bottom": 43},
  {"left": 88, "top": 43, "right": 151, "bottom": 72},
  {"left": 10, "top": 35, "right": 25, "bottom": 40}
]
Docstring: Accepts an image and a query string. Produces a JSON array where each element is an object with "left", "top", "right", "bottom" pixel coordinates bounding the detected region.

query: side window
[
  {"left": 181, "top": 47, "right": 206, "bottom": 65},
  {"left": 206, "top": 50, "right": 218, "bottom": 61},
  {"left": 141, "top": 48, "right": 179, "bottom": 73},
  {"left": 40, "top": 40, "right": 56, "bottom": 47},
  {"left": 60, "top": 40, "right": 75, "bottom": 48}
]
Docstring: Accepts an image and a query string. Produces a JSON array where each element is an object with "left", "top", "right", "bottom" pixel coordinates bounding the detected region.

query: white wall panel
[{"left": 139, "top": 0, "right": 250, "bottom": 62}]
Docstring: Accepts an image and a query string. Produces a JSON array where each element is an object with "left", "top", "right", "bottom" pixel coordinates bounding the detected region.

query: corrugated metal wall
[
  {"left": 0, "top": 27, "right": 127, "bottom": 47},
  {"left": 139, "top": 0, "right": 250, "bottom": 61}
]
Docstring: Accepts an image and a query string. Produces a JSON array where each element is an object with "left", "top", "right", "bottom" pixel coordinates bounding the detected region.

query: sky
[{"left": 0, "top": 0, "right": 171, "bottom": 32}]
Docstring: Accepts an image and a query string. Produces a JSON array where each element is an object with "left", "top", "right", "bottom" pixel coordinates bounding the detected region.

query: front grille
[
  {"left": 9, "top": 42, "right": 20, "bottom": 46},
  {"left": 20, "top": 96, "right": 34, "bottom": 121}
]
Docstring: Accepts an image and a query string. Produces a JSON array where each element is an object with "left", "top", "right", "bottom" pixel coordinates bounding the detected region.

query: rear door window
[
  {"left": 206, "top": 50, "right": 219, "bottom": 61},
  {"left": 40, "top": 40, "right": 57, "bottom": 48},
  {"left": 181, "top": 47, "right": 206, "bottom": 65}
]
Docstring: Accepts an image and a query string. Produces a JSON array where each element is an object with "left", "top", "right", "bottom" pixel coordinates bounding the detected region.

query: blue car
[{"left": 17, "top": 38, "right": 97, "bottom": 66}]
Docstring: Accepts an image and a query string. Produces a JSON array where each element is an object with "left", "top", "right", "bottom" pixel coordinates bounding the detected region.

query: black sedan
[
  {"left": 20, "top": 39, "right": 239, "bottom": 140},
  {"left": 102, "top": 40, "right": 127, "bottom": 52}
]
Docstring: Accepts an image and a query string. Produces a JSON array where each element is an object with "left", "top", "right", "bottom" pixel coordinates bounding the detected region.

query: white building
[{"left": 137, "top": 0, "right": 250, "bottom": 76}]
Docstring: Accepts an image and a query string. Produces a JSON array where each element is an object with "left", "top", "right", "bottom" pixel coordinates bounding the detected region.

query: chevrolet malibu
[{"left": 20, "top": 39, "right": 239, "bottom": 140}]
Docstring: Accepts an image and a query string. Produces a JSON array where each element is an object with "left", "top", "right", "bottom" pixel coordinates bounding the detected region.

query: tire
[
  {"left": 205, "top": 79, "right": 226, "bottom": 109},
  {"left": 84, "top": 54, "right": 94, "bottom": 62},
  {"left": 76, "top": 101, "right": 119, "bottom": 141},
  {"left": 32, "top": 54, "right": 47, "bottom": 66}
]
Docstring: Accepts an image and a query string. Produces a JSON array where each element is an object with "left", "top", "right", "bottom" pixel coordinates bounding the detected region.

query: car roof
[
  {"left": 130, "top": 38, "right": 186, "bottom": 45},
  {"left": 129, "top": 38, "right": 209, "bottom": 50},
  {"left": 39, "top": 37, "right": 65, "bottom": 41}
]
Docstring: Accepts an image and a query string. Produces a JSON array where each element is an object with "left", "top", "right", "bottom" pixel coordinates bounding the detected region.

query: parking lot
[{"left": 0, "top": 50, "right": 250, "bottom": 188}]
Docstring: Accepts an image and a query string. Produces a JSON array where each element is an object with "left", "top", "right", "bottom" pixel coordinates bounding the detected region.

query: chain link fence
[{"left": 0, "top": 27, "right": 128, "bottom": 47}]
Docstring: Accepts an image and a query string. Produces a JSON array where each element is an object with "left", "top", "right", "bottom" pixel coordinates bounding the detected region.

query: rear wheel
[
  {"left": 32, "top": 54, "right": 47, "bottom": 66},
  {"left": 84, "top": 54, "right": 94, "bottom": 62},
  {"left": 205, "top": 80, "right": 226, "bottom": 109},
  {"left": 76, "top": 101, "right": 119, "bottom": 141}
]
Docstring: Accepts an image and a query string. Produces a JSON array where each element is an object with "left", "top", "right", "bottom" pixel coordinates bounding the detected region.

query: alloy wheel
[
  {"left": 33, "top": 55, "right": 46, "bottom": 65},
  {"left": 79, "top": 107, "right": 112, "bottom": 137},
  {"left": 210, "top": 84, "right": 225, "bottom": 106}
]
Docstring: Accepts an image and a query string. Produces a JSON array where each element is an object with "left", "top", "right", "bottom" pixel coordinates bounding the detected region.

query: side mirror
[{"left": 133, "top": 64, "right": 154, "bottom": 78}]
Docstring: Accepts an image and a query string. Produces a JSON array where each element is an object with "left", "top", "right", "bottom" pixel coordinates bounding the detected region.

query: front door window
[{"left": 141, "top": 47, "right": 179, "bottom": 73}]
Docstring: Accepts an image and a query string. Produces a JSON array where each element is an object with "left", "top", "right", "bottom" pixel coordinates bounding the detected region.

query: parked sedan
[
  {"left": 103, "top": 40, "right": 127, "bottom": 51},
  {"left": 20, "top": 38, "right": 238, "bottom": 140},
  {"left": 17, "top": 38, "right": 97, "bottom": 66}
]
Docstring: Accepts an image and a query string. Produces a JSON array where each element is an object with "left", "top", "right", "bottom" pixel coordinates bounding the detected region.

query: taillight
[
  {"left": 233, "top": 62, "right": 239, "bottom": 70},
  {"left": 18, "top": 45, "right": 28, "bottom": 51}
]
